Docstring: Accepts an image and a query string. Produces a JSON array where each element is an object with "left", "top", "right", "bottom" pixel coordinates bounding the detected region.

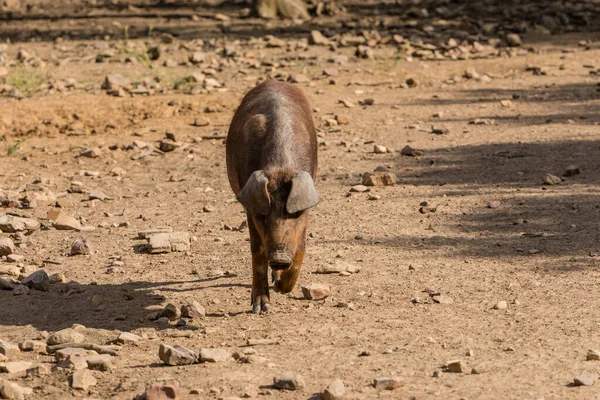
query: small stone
[
  {"left": 200, "top": 348, "right": 232, "bottom": 363},
  {"left": 192, "top": 117, "right": 211, "bottom": 127},
  {"left": 159, "top": 344, "right": 197, "bottom": 366},
  {"left": 102, "top": 74, "right": 130, "bottom": 90},
  {"left": 181, "top": 301, "right": 206, "bottom": 318},
  {"left": 0, "top": 380, "right": 28, "bottom": 400},
  {"left": 22, "top": 269, "right": 50, "bottom": 292},
  {"left": 19, "top": 340, "right": 46, "bottom": 353},
  {"left": 273, "top": 371, "right": 305, "bottom": 391},
  {"left": 71, "top": 369, "right": 97, "bottom": 390},
  {"left": 289, "top": 74, "right": 310, "bottom": 84},
  {"left": 54, "top": 347, "right": 88, "bottom": 362},
  {"left": 160, "top": 303, "right": 181, "bottom": 321},
  {"left": 301, "top": 283, "right": 331, "bottom": 300},
  {"left": 48, "top": 209, "right": 81, "bottom": 230},
  {"left": 349, "top": 185, "right": 369, "bottom": 193},
  {"left": 0, "top": 238, "right": 15, "bottom": 256},
  {"left": 493, "top": 301, "right": 508, "bottom": 310},
  {"left": 373, "top": 145, "right": 387, "bottom": 154},
  {"left": 542, "top": 173, "right": 562, "bottom": 185},
  {"left": 6, "top": 255, "right": 24, "bottom": 263},
  {"left": 487, "top": 200, "right": 501, "bottom": 209},
  {"left": 117, "top": 332, "right": 142, "bottom": 345},
  {"left": 47, "top": 328, "right": 85, "bottom": 345},
  {"left": 85, "top": 354, "right": 112, "bottom": 371},
  {"left": 144, "top": 380, "right": 181, "bottom": 400},
  {"left": 64, "top": 354, "right": 88, "bottom": 370},
  {"left": 587, "top": 349, "right": 600, "bottom": 361},
  {"left": 49, "top": 272, "right": 66, "bottom": 284},
  {"left": 500, "top": 99, "right": 513, "bottom": 107},
  {"left": 400, "top": 145, "right": 423, "bottom": 156},
  {"left": 309, "top": 30, "right": 330, "bottom": 46},
  {"left": 69, "top": 239, "right": 94, "bottom": 256},
  {"left": 432, "top": 295, "right": 454, "bottom": 305},
  {"left": 573, "top": 374, "right": 598, "bottom": 386},
  {"left": 564, "top": 165, "right": 580, "bottom": 177},
  {"left": 506, "top": 33, "right": 522, "bottom": 47},
  {"left": 322, "top": 379, "right": 345, "bottom": 400},
  {"left": 316, "top": 261, "right": 360, "bottom": 274},
  {"left": 0, "top": 361, "right": 32, "bottom": 373},
  {"left": 26, "top": 364, "right": 51, "bottom": 377},
  {"left": 159, "top": 139, "right": 180, "bottom": 152},
  {"left": 335, "top": 114, "right": 350, "bottom": 125},
  {"left": 0, "top": 215, "right": 40, "bottom": 233},
  {"left": 446, "top": 359, "right": 466, "bottom": 373},
  {"left": 0, "top": 340, "right": 19, "bottom": 358},
  {"left": 362, "top": 172, "right": 396, "bottom": 186},
  {"left": 373, "top": 376, "right": 404, "bottom": 390},
  {"left": 189, "top": 52, "right": 206, "bottom": 64},
  {"left": 147, "top": 232, "right": 190, "bottom": 253},
  {"left": 339, "top": 99, "right": 354, "bottom": 108},
  {"left": 471, "top": 363, "right": 489, "bottom": 374},
  {"left": 464, "top": 68, "right": 480, "bottom": 79}
]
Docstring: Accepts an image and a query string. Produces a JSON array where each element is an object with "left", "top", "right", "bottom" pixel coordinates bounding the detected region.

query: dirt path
[{"left": 1, "top": 2, "right": 600, "bottom": 399}]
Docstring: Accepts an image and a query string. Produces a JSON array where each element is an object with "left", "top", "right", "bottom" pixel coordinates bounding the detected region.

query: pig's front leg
[
  {"left": 249, "top": 219, "right": 271, "bottom": 314},
  {"left": 273, "top": 245, "right": 304, "bottom": 294}
]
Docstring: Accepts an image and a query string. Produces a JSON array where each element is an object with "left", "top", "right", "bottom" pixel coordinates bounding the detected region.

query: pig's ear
[
  {"left": 238, "top": 170, "right": 271, "bottom": 215},
  {"left": 287, "top": 171, "right": 319, "bottom": 214}
]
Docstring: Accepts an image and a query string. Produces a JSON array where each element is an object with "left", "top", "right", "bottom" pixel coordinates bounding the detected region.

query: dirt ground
[{"left": 1, "top": 1, "right": 600, "bottom": 399}]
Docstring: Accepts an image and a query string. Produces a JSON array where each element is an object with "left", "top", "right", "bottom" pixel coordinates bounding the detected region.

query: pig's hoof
[
  {"left": 252, "top": 303, "right": 262, "bottom": 314},
  {"left": 261, "top": 303, "right": 272, "bottom": 313}
]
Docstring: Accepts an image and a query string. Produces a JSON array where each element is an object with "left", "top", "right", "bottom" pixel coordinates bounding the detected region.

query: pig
[{"left": 226, "top": 79, "right": 319, "bottom": 314}]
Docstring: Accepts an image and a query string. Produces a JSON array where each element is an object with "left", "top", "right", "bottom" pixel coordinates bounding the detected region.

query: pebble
[
  {"left": 487, "top": 200, "right": 501, "bottom": 209},
  {"left": 339, "top": 98, "right": 355, "bottom": 108},
  {"left": 322, "top": 379, "right": 345, "bottom": 400},
  {"left": 189, "top": 52, "right": 206, "bottom": 64},
  {"left": 506, "top": 33, "right": 522, "bottom": 47},
  {"left": 289, "top": 74, "right": 310, "bottom": 84},
  {"left": 69, "top": 239, "right": 94, "bottom": 256},
  {"left": 64, "top": 354, "right": 88, "bottom": 370},
  {"left": 362, "top": 171, "right": 396, "bottom": 186},
  {"left": 70, "top": 369, "right": 97, "bottom": 390},
  {"left": 0, "top": 266, "right": 20, "bottom": 276},
  {"left": 200, "top": 348, "right": 232, "bottom": 363},
  {"left": 160, "top": 303, "right": 182, "bottom": 321},
  {"left": 446, "top": 359, "right": 466, "bottom": 373},
  {"left": 47, "top": 328, "right": 85, "bottom": 345},
  {"left": 26, "top": 364, "right": 51, "bottom": 377},
  {"left": 493, "top": 301, "right": 508, "bottom": 310},
  {"left": 144, "top": 380, "right": 181, "bottom": 400},
  {"left": 0, "top": 340, "right": 20, "bottom": 358},
  {"left": 0, "top": 215, "right": 40, "bottom": 233},
  {"left": 19, "top": 340, "right": 46, "bottom": 353},
  {"left": 373, "top": 376, "right": 404, "bottom": 390},
  {"left": 587, "top": 349, "right": 600, "bottom": 361},
  {"left": 471, "top": 363, "right": 489, "bottom": 374},
  {"left": 54, "top": 347, "right": 88, "bottom": 362},
  {"left": 47, "top": 209, "right": 82, "bottom": 230},
  {"left": 0, "top": 380, "right": 30, "bottom": 400},
  {"left": 335, "top": 114, "right": 350, "bottom": 125},
  {"left": 22, "top": 269, "right": 50, "bottom": 292},
  {"left": 159, "top": 344, "right": 197, "bottom": 366},
  {"left": 542, "top": 173, "right": 562, "bottom": 185},
  {"left": 181, "top": 301, "right": 206, "bottom": 318},
  {"left": 573, "top": 374, "right": 598, "bottom": 386},
  {"left": 193, "top": 117, "right": 211, "bottom": 127},
  {"left": 316, "top": 261, "right": 360, "bottom": 274},
  {"left": 102, "top": 74, "right": 130, "bottom": 90},
  {"left": 80, "top": 147, "right": 102, "bottom": 158},
  {"left": 432, "top": 295, "right": 454, "bottom": 305},
  {"left": 309, "top": 30, "right": 330, "bottom": 46},
  {"left": 0, "top": 238, "right": 15, "bottom": 256},
  {"left": 400, "top": 145, "right": 424, "bottom": 156},
  {"left": 117, "top": 332, "right": 142, "bottom": 345},
  {"left": 147, "top": 232, "right": 191, "bottom": 253},
  {"left": 564, "top": 165, "right": 580, "bottom": 177},
  {"left": 85, "top": 354, "right": 112, "bottom": 371},
  {"left": 349, "top": 185, "right": 369, "bottom": 193},
  {"left": 273, "top": 371, "right": 305, "bottom": 391},
  {"left": 301, "top": 283, "right": 331, "bottom": 300},
  {"left": 373, "top": 145, "right": 387, "bottom": 154}
]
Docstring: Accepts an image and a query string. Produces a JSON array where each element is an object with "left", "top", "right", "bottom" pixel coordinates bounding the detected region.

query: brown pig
[{"left": 226, "top": 79, "right": 319, "bottom": 314}]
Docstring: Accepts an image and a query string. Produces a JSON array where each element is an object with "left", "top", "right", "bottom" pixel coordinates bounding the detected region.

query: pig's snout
[{"left": 269, "top": 250, "right": 293, "bottom": 270}]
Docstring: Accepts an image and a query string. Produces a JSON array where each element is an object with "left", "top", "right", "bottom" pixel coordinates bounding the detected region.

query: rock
[
  {"left": 362, "top": 172, "right": 396, "bottom": 186},
  {"left": 574, "top": 374, "right": 598, "bottom": 386},
  {"left": 159, "top": 139, "right": 181, "bottom": 152},
  {"left": 339, "top": 98, "right": 355, "bottom": 108},
  {"left": 47, "top": 328, "right": 85, "bottom": 345},
  {"left": 500, "top": 99, "right": 513, "bottom": 107},
  {"left": 189, "top": 52, "right": 206, "bottom": 64},
  {"left": 506, "top": 33, "right": 522, "bottom": 47},
  {"left": 147, "top": 46, "right": 161, "bottom": 60},
  {"left": 85, "top": 354, "right": 112, "bottom": 372},
  {"left": 373, "top": 145, "right": 387, "bottom": 154},
  {"left": 192, "top": 117, "right": 211, "bottom": 127},
  {"left": 301, "top": 283, "right": 331, "bottom": 300},
  {"left": 273, "top": 371, "right": 305, "bottom": 391},
  {"left": 47, "top": 209, "right": 81, "bottom": 230},
  {"left": 0, "top": 361, "right": 33, "bottom": 373},
  {"left": 49, "top": 272, "right": 66, "bottom": 284},
  {"left": 349, "top": 185, "right": 369, "bottom": 193},
  {"left": 0, "top": 277, "right": 17, "bottom": 291},
  {"left": 147, "top": 232, "right": 190, "bottom": 253},
  {"left": 117, "top": 332, "right": 142, "bottom": 345},
  {"left": 181, "top": 301, "right": 206, "bottom": 318},
  {"left": 102, "top": 74, "right": 130, "bottom": 90},
  {"left": 143, "top": 380, "right": 181, "bottom": 400},
  {"left": 335, "top": 114, "right": 350, "bottom": 125},
  {"left": 54, "top": 347, "right": 88, "bottom": 362},
  {"left": 69, "top": 239, "right": 94, "bottom": 256},
  {"left": 64, "top": 354, "right": 88, "bottom": 370},
  {"left": 0, "top": 215, "right": 40, "bottom": 233},
  {"left": 80, "top": 147, "right": 102, "bottom": 158},
  {"left": 471, "top": 363, "right": 490, "bottom": 374},
  {"left": 432, "top": 295, "right": 454, "bottom": 304},
  {"left": 587, "top": 349, "right": 600, "bottom": 361},
  {"left": 160, "top": 304, "right": 181, "bottom": 321},
  {"left": 22, "top": 269, "right": 50, "bottom": 292},
  {"left": 199, "top": 348, "right": 232, "bottom": 363},
  {"left": 564, "top": 165, "right": 580, "bottom": 177},
  {"left": 309, "top": 30, "right": 330, "bottom": 46},
  {"left": 110, "top": 167, "right": 127, "bottom": 176},
  {"left": 446, "top": 359, "right": 466, "bottom": 373},
  {"left": 487, "top": 200, "right": 501, "bottom": 209},
  {"left": 493, "top": 301, "right": 508, "bottom": 310},
  {"left": 26, "top": 364, "right": 51, "bottom": 377},
  {"left": 0, "top": 265, "right": 20, "bottom": 276},
  {"left": 373, "top": 376, "right": 404, "bottom": 390},
  {"left": 0, "top": 380, "right": 28, "bottom": 400},
  {"left": 464, "top": 68, "right": 480, "bottom": 79},
  {"left": 322, "top": 379, "right": 345, "bottom": 400},
  {"left": 400, "top": 145, "right": 423, "bottom": 156},
  {"left": 71, "top": 369, "right": 97, "bottom": 390},
  {"left": 289, "top": 74, "right": 310, "bottom": 84},
  {"left": 316, "top": 261, "right": 360, "bottom": 274},
  {"left": 0, "top": 238, "right": 15, "bottom": 256},
  {"left": 159, "top": 344, "right": 197, "bottom": 366},
  {"left": 19, "top": 340, "right": 46, "bottom": 353},
  {"left": 542, "top": 173, "right": 562, "bottom": 185},
  {"left": 6, "top": 255, "right": 24, "bottom": 263}
]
